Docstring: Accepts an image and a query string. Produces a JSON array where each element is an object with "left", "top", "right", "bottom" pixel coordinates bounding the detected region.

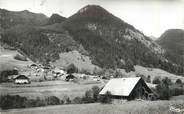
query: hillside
[
  {"left": 47, "top": 14, "right": 66, "bottom": 25},
  {"left": 0, "top": 9, "right": 48, "bottom": 30},
  {"left": 156, "top": 29, "right": 184, "bottom": 66},
  {"left": 0, "top": 5, "right": 183, "bottom": 75},
  {"left": 0, "top": 43, "right": 33, "bottom": 72},
  {"left": 60, "top": 5, "right": 182, "bottom": 74}
]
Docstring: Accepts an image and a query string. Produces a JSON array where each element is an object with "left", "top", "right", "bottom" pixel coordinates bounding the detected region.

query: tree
[
  {"left": 146, "top": 75, "right": 151, "bottom": 83},
  {"left": 45, "top": 96, "right": 60, "bottom": 105},
  {"left": 99, "top": 91, "right": 112, "bottom": 104},
  {"left": 83, "top": 90, "right": 94, "bottom": 103},
  {"left": 152, "top": 77, "right": 161, "bottom": 84},
  {"left": 91, "top": 86, "right": 100, "bottom": 102},
  {"left": 156, "top": 83, "right": 170, "bottom": 100},
  {"left": 156, "top": 77, "right": 172, "bottom": 100},
  {"left": 63, "top": 95, "right": 71, "bottom": 104},
  {"left": 66, "top": 64, "right": 78, "bottom": 74},
  {"left": 162, "top": 77, "right": 172, "bottom": 85},
  {"left": 175, "top": 79, "right": 182, "bottom": 85}
]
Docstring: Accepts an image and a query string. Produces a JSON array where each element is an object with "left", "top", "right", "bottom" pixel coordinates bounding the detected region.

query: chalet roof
[
  {"left": 99, "top": 77, "right": 143, "bottom": 96},
  {"left": 15, "top": 75, "right": 29, "bottom": 80},
  {"left": 66, "top": 74, "right": 76, "bottom": 79}
]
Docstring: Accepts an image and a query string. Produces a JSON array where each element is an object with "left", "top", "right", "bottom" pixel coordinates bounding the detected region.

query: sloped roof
[
  {"left": 99, "top": 77, "right": 142, "bottom": 96},
  {"left": 15, "top": 75, "right": 29, "bottom": 80}
]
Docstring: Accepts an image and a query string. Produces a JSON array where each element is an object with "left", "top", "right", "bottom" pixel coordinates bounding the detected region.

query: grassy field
[
  {"left": 1, "top": 99, "right": 184, "bottom": 114},
  {"left": 0, "top": 48, "right": 33, "bottom": 71},
  {"left": 0, "top": 80, "right": 103, "bottom": 99}
]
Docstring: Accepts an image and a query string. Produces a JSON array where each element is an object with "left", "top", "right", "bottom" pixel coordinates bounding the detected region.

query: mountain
[
  {"left": 0, "top": 5, "right": 183, "bottom": 75},
  {"left": 0, "top": 9, "right": 48, "bottom": 30},
  {"left": 156, "top": 29, "right": 184, "bottom": 66},
  {"left": 61, "top": 5, "right": 166, "bottom": 70},
  {"left": 47, "top": 14, "right": 66, "bottom": 25}
]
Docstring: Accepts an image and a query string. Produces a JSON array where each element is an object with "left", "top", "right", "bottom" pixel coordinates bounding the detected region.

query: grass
[
  {"left": 0, "top": 49, "right": 33, "bottom": 71},
  {"left": 0, "top": 80, "right": 103, "bottom": 99},
  {"left": 1, "top": 100, "right": 184, "bottom": 114}
]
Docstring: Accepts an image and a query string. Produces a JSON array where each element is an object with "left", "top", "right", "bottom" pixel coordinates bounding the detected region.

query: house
[
  {"left": 99, "top": 77, "right": 156, "bottom": 100},
  {"left": 53, "top": 68, "right": 65, "bottom": 76},
  {"left": 65, "top": 74, "right": 76, "bottom": 81},
  {"left": 14, "top": 75, "right": 30, "bottom": 84}
]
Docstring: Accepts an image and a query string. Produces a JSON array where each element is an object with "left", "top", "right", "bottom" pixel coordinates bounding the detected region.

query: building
[
  {"left": 65, "top": 74, "right": 76, "bottom": 81},
  {"left": 99, "top": 77, "right": 156, "bottom": 100},
  {"left": 14, "top": 75, "right": 30, "bottom": 84}
]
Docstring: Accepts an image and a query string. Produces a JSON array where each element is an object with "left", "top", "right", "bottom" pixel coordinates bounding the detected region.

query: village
[
  {"left": 1, "top": 62, "right": 182, "bottom": 101},
  {"left": 1, "top": 62, "right": 184, "bottom": 114}
]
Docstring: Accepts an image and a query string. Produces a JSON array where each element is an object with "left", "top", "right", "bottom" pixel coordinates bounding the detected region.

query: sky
[{"left": 0, "top": 0, "right": 184, "bottom": 38}]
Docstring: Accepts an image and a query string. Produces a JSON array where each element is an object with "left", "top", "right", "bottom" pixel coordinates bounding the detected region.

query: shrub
[
  {"left": 152, "top": 77, "right": 161, "bottom": 84},
  {"left": 91, "top": 86, "right": 101, "bottom": 102},
  {"left": 72, "top": 97, "right": 83, "bottom": 104},
  {"left": 82, "top": 90, "right": 94, "bottom": 103},
  {"left": 170, "top": 87, "right": 184, "bottom": 96},
  {"left": 162, "top": 77, "right": 172, "bottom": 85},
  {"left": 45, "top": 96, "right": 61, "bottom": 105},
  {"left": 0, "top": 95, "right": 28, "bottom": 109},
  {"left": 14, "top": 54, "right": 27, "bottom": 61},
  {"left": 146, "top": 75, "right": 151, "bottom": 83},
  {"left": 99, "top": 91, "right": 112, "bottom": 104},
  {"left": 156, "top": 84, "right": 171, "bottom": 100},
  {"left": 66, "top": 64, "right": 78, "bottom": 74},
  {"left": 63, "top": 95, "right": 71, "bottom": 104},
  {"left": 0, "top": 70, "right": 19, "bottom": 82},
  {"left": 175, "top": 79, "right": 182, "bottom": 84}
]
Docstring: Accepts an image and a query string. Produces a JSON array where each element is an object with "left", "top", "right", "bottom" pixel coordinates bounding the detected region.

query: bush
[
  {"left": 14, "top": 54, "right": 27, "bottom": 61},
  {"left": 146, "top": 75, "right": 151, "bottom": 83},
  {"left": 72, "top": 97, "right": 83, "bottom": 104},
  {"left": 82, "top": 90, "right": 94, "bottom": 103},
  {"left": 99, "top": 91, "right": 112, "bottom": 104},
  {"left": 162, "top": 77, "right": 172, "bottom": 85},
  {"left": 0, "top": 95, "right": 63, "bottom": 110},
  {"left": 0, "top": 70, "right": 19, "bottom": 82},
  {"left": 66, "top": 64, "right": 78, "bottom": 74},
  {"left": 170, "top": 87, "right": 184, "bottom": 96},
  {"left": 91, "top": 86, "right": 101, "bottom": 102},
  {"left": 156, "top": 84, "right": 171, "bottom": 100},
  {"left": 152, "top": 77, "right": 161, "bottom": 84},
  {"left": 175, "top": 79, "right": 182, "bottom": 84},
  {"left": 63, "top": 95, "right": 71, "bottom": 104},
  {"left": 45, "top": 96, "right": 61, "bottom": 105},
  {"left": 0, "top": 95, "right": 28, "bottom": 109}
]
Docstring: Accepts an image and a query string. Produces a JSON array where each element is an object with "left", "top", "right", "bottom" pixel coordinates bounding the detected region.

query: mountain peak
[
  {"left": 77, "top": 5, "right": 110, "bottom": 16},
  {"left": 47, "top": 13, "right": 66, "bottom": 25}
]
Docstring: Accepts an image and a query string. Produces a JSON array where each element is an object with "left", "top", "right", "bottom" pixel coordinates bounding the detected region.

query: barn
[
  {"left": 99, "top": 77, "right": 156, "bottom": 100},
  {"left": 14, "top": 75, "right": 30, "bottom": 84}
]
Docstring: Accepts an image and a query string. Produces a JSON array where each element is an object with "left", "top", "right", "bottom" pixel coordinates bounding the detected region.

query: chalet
[
  {"left": 65, "top": 74, "right": 76, "bottom": 81},
  {"left": 99, "top": 77, "right": 156, "bottom": 100},
  {"left": 14, "top": 75, "right": 30, "bottom": 84}
]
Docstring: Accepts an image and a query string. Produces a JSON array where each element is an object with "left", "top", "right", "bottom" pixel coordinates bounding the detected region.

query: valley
[{"left": 0, "top": 4, "right": 184, "bottom": 114}]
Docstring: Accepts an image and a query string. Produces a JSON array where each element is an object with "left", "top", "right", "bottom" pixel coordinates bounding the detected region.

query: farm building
[
  {"left": 65, "top": 74, "right": 76, "bottom": 81},
  {"left": 99, "top": 77, "right": 156, "bottom": 100},
  {"left": 14, "top": 75, "right": 30, "bottom": 84}
]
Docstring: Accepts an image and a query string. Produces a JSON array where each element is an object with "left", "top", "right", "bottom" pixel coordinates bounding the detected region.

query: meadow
[
  {"left": 0, "top": 80, "right": 103, "bottom": 99},
  {"left": 1, "top": 97, "right": 184, "bottom": 114}
]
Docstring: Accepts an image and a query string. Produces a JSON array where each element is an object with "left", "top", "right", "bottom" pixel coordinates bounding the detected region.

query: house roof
[
  {"left": 15, "top": 75, "right": 29, "bottom": 80},
  {"left": 99, "top": 77, "right": 142, "bottom": 96}
]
